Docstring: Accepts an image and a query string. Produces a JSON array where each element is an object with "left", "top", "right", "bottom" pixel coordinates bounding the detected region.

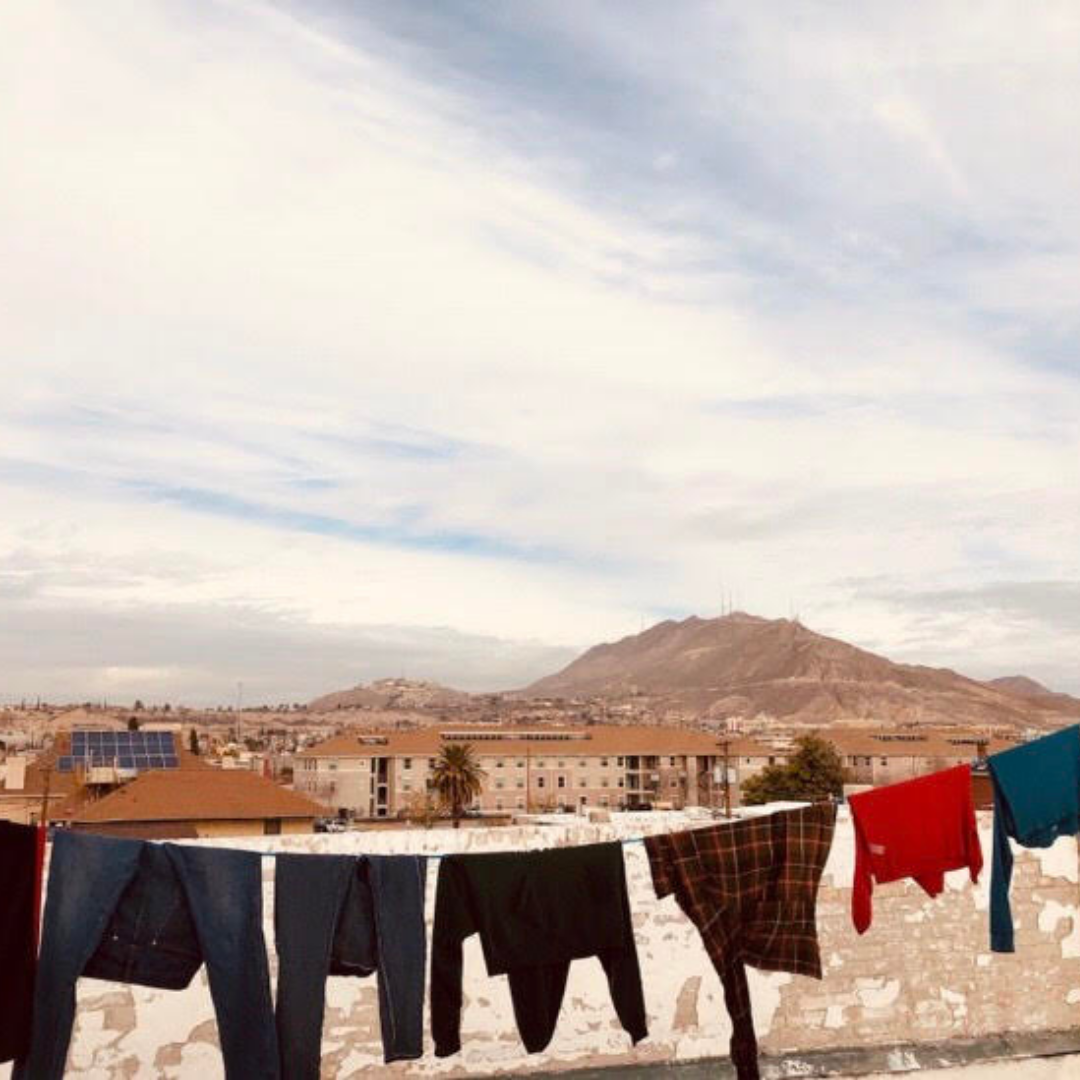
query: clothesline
[
  {"left": 322, "top": 834, "right": 651, "bottom": 862},
  {"left": 8, "top": 724, "right": 1079, "bottom": 1080}
]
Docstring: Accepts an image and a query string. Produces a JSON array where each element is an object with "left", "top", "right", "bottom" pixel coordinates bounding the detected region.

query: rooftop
[
  {"left": 68, "top": 767, "right": 326, "bottom": 824},
  {"left": 298, "top": 723, "right": 762, "bottom": 759}
]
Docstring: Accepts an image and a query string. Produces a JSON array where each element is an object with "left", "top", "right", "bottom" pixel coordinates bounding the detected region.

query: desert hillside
[{"left": 523, "top": 613, "right": 1079, "bottom": 730}]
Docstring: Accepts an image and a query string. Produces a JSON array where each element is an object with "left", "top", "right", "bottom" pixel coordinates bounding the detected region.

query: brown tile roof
[
  {"left": 298, "top": 723, "right": 729, "bottom": 759},
  {"left": 820, "top": 728, "right": 1017, "bottom": 759},
  {"left": 71, "top": 768, "right": 327, "bottom": 824}
]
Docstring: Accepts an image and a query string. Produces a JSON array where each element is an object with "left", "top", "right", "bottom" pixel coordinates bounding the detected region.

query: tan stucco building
[{"left": 295, "top": 724, "right": 777, "bottom": 818}]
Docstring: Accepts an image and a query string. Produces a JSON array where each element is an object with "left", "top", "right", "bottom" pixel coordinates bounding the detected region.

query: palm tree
[{"left": 430, "top": 743, "right": 485, "bottom": 828}]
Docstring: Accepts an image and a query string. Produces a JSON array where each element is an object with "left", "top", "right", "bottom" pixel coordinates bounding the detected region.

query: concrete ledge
[{"left": 534, "top": 1030, "right": 1080, "bottom": 1078}]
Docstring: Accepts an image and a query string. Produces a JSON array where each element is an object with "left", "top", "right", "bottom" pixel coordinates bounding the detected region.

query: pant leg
[
  {"left": 167, "top": 844, "right": 280, "bottom": 1080},
  {"left": 506, "top": 961, "right": 571, "bottom": 1053},
  {"left": 13, "top": 831, "right": 143, "bottom": 1080},
  {"left": 597, "top": 947, "right": 648, "bottom": 1045},
  {"left": 275, "top": 854, "right": 354, "bottom": 1080},
  {"left": 598, "top": 851, "right": 648, "bottom": 1045},
  {"left": 367, "top": 855, "right": 427, "bottom": 1062}
]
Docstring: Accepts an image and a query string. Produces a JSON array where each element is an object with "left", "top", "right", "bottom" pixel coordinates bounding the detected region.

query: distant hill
[
  {"left": 308, "top": 677, "right": 469, "bottom": 713},
  {"left": 523, "top": 613, "right": 1078, "bottom": 730},
  {"left": 985, "top": 675, "right": 1080, "bottom": 714}
]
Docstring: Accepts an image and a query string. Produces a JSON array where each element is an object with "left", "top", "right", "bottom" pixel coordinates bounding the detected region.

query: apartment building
[
  {"left": 825, "top": 728, "right": 1018, "bottom": 786},
  {"left": 295, "top": 724, "right": 777, "bottom": 818}
]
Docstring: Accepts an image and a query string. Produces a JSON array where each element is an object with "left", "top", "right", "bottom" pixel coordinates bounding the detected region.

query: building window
[
  {"left": 537, "top": 777, "right": 546, "bottom": 789},
  {"left": 881, "top": 757, "right": 887, "bottom": 766},
  {"left": 496, "top": 758, "right": 505, "bottom": 768},
  {"left": 601, "top": 778, "right": 608, "bottom": 788},
  {"left": 669, "top": 756, "right": 676, "bottom": 767},
  {"left": 768, "top": 756, "right": 775, "bottom": 765},
  {"left": 516, "top": 779, "right": 524, "bottom": 788},
  {"left": 495, "top": 800, "right": 503, "bottom": 811},
  {"left": 516, "top": 760, "right": 525, "bottom": 769},
  {"left": 537, "top": 760, "right": 546, "bottom": 768},
  {"left": 557, "top": 760, "right": 565, "bottom": 769},
  {"left": 264, "top": 818, "right": 282, "bottom": 836},
  {"left": 618, "top": 778, "right": 624, "bottom": 787},
  {"left": 600, "top": 757, "right": 608, "bottom": 767},
  {"left": 328, "top": 763, "right": 337, "bottom": 771},
  {"left": 578, "top": 759, "right": 587, "bottom": 767},
  {"left": 516, "top": 798, "right": 525, "bottom": 809},
  {"left": 496, "top": 780, "right": 504, "bottom": 790},
  {"left": 557, "top": 776, "right": 566, "bottom": 789},
  {"left": 616, "top": 756, "right": 624, "bottom": 767},
  {"left": 402, "top": 758, "right": 412, "bottom": 770},
  {"left": 428, "top": 758, "right": 436, "bottom": 768}
]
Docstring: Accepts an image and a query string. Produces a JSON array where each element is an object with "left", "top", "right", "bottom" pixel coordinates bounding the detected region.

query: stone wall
[{"left": 2, "top": 808, "right": 1078, "bottom": 1079}]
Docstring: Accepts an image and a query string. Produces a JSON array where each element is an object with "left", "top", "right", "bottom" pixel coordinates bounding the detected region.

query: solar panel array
[{"left": 57, "top": 730, "right": 179, "bottom": 773}]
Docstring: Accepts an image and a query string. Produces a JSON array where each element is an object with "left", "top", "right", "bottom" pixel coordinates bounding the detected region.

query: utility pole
[
  {"left": 39, "top": 763, "right": 52, "bottom": 827},
  {"left": 719, "top": 738, "right": 732, "bottom": 818}
]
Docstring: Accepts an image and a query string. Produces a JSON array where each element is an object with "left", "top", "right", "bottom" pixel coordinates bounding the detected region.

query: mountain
[
  {"left": 308, "top": 678, "right": 469, "bottom": 713},
  {"left": 985, "top": 675, "right": 1080, "bottom": 714},
  {"left": 524, "top": 613, "right": 1078, "bottom": 730}
]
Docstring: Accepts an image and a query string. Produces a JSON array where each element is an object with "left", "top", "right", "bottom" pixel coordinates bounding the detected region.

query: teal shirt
[{"left": 988, "top": 725, "right": 1080, "bottom": 952}]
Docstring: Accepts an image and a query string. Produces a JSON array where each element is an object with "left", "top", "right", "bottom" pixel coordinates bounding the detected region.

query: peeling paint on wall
[{"left": 1, "top": 811, "right": 1078, "bottom": 1079}]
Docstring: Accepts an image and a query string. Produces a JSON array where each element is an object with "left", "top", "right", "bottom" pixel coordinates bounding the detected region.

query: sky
[{"left": 2, "top": 1, "right": 1079, "bottom": 705}]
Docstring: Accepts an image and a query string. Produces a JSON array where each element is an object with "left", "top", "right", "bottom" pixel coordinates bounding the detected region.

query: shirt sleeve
[
  {"left": 643, "top": 833, "right": 676, "bottom": 900},
  {"left": 430, "top": 857, "right": 476, "bottom": 1057},
  {"left": 850, "top": 810, "right": 874, "bottom": 935},
  {"left": 988, "top": 776, "right": 1016, "bottom": 953}
]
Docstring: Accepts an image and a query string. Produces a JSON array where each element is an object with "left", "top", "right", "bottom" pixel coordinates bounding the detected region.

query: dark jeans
[
  {"left": 275, "top": 853, "right": 427, "bottom": 1077},
  {"left": 15, "top": 830, "right": 279, "bottom": 1080}
]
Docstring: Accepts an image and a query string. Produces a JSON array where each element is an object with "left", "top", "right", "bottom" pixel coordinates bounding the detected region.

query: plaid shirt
[{"left": 645, "top": 803, "right": 836, "bottom": 1080}]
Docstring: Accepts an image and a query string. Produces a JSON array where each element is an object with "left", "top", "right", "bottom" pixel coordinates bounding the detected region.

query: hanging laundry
[
  {"left": 14, "top": 830, "right": 279, "bottom": 1080},
  {"left": 645, "top": 803, "right": 836, "bottom": 1080},
  {"left": 0, "top": 821, "right": 45, "bottom": 1064},
  {"left": 848, "top": 764, "right": 982, "bottom": 934},
  {"left": 274, "top": 853, "right": 426, "bottom": 1076},
  {"left": 431, "top": 841, "right": 647, "bottom": 1057},
  {"left": 988, "top": 725, "right": 1080, "bottom": 953}
]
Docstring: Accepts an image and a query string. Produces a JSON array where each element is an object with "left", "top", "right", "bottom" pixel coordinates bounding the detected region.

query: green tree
[
  {"left": 430, "top": 743, "right": 486, "bottom": 828},
  {"left": 741, "top": 734, "right": 845, "bottom": 806},
  {"left": 127, "top": 716, "right": 140, "bottom": 731}
]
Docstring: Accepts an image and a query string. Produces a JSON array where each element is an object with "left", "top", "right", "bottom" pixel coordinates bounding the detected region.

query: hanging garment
[
  {"left": 645, "top": 803, "right": 836, "bottom": 1080},
  {"left": 848, "top": 764, "right": 982, "bottom": 933},
  {"left": 988, "top": 725, "right": 1080, "bottom": 953},
  {"left": 0, "top": 821, "right": 45, "bottom": 1063},
  {"left": 14, "top": 830, "right": 279, "bottom": 1080},
  {"left": 431, "top": 841, "right": 647, "bottom": 1057},
  {"left": 274, "top": 853, "right": 427, "bottom": 1075}
]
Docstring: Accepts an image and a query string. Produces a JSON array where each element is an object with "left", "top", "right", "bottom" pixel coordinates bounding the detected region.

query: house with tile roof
[{"left": 66, "top": 767, "right": 328, "bottom": 839}]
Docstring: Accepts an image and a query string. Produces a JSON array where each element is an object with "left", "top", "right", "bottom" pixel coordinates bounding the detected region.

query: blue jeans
[
  {"left": 274, "top": 853, "right": 426, "bottom": 1076},
  {"left": 15, "top": 830, "right": 279, "bottom": 1080}
]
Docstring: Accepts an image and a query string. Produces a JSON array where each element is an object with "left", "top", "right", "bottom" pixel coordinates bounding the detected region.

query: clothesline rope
[{"left": 40, "top": 827, "right": 664, "bottom": 860}]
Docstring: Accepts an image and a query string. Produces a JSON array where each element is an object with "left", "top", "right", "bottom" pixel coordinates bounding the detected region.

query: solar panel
[{"left": 66, "top": 730, "right": 181, "bottom": 772}]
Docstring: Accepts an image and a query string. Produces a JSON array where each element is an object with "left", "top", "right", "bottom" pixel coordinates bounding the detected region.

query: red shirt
[{"left": 848, "top": 764, "right": 982, "bottom": 933}]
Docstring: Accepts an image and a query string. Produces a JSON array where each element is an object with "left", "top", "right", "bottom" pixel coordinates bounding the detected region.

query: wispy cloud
[{"left": 2, "top": 0, "right": 1079, "bottom": 700}]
